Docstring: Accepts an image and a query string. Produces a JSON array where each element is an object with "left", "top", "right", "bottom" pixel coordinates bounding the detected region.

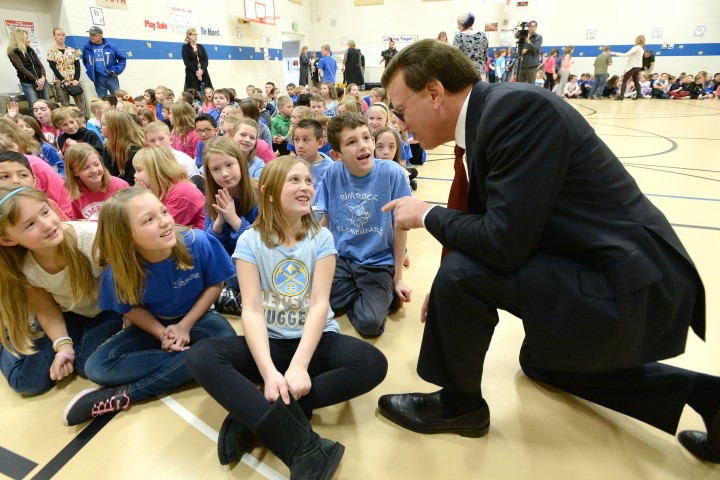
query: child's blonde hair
[
  {"left": 0, "top": 119, "right": 40, "bottom": 155},
  {"left": 50, "top": 107, "right": 75, "bottom": 129},
  {"left": 169, "top": 102, "right": 196, "bottom": 136},
  {"left": 253, "top": 156, "right": 318, "bottom": 248},
  {"left": 0, "top": 186, "right": 96, "bottom": 355},
  {"left": 103, "top": 110, "right": 146, "bottom": 174},
  {"left": 94, "top": 187, "right": 193, "bottom": 305},
  {"left": 370, "top": 87, "right": 388, "bottom": 105},
  {"left": 341, "top": 98, "right": 363, "bottom": 114},
  {"left": 89, "top": 99, "right": 106, "bottom": 117},
  {"left": 64, "top": 143, "right": 111, "bottom": 200},
  {"left": 202, "top": 137, "right": 257, "bottom": 222},
  {"left": 144, "top": 120, "right": 171, "bottom": 137},
  {"left": 276, "top": 95, "right": 293, "bottom": 108},
  {"left": 132, "top": 146, "right": 188, "bottom": 199},
  {"left": 288, "top": 106, "right": 312, "bottom": 141}
]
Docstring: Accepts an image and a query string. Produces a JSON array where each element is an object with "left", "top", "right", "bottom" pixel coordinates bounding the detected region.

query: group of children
[
  {"left": 531, "top": 44, "right": 720, "bottom": 101},
  {"left": 0, "top": 78, "right": 427, "bottom": 478}
]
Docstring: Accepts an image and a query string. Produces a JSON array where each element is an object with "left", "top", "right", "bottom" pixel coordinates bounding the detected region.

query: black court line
[
  {"left": 0, "top": 446, "right": 38, "bottom": 480},
  {"left": 30, "top": 413, "right": 117, "bottom": 480},
  {"left": 592, "top": 123, "right": 679, "bottom": 159},
  {"left": 627, "top": 165, "right": 720, "bottom": 183},
  {"left": 672, "top": 223, "right": 720, "bottom": 232},
  {"left": 625, "top": 163, "right": 720, "bottom": 175}
]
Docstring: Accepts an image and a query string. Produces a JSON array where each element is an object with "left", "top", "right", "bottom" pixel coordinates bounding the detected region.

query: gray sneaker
[{"left": 63, "top": 385, "right": 131, "bottom": 426}]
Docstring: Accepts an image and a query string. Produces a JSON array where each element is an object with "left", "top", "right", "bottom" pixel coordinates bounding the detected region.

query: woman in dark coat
[
  {"left": 181, "top": 28, "right": 213, "bottom": 91},
  {"left": 299, "top": 45, "right": 309, "bottom": 87},
  {"left": 309, "top": 51, "right": 320, "bottom": 88},
  {"left": 343, "top": 40, "right": 364, "bottom": 87}
]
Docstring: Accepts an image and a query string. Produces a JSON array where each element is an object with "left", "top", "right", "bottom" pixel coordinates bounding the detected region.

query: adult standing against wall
[
  {"left": 309, "top": 51, "right": 320, "bottom": 88},
  {"left": 378, "top": 39, "right": 718, "bottom": 465},
  {"left": 453, "top": 13, "right": 489, "bottom": 81},
  {"left": 182, "top": 28, "right": 213, "bottom": 92},
  {"left": 611, "top": 35, "right": 645, "bottom": 101},
  {"left": 82, "top": 27, "right": 126, "bottom": 99},
  {"left": 298, "top": 46, "right": 309, "bottom": 87},
  {"left": 343, "top": 40, "right": 364, "bottom": 87},
  {"left": 6, "top": 29, "right": 50, "bottom": 109},
  {"left": 46, "top": 27, "right": 86, "bottom": 115},
  {"left": 317, "top": 45, "right": 338, "bottom": 86},
  {"left": 518, "top": 20, "right": 542, "bottom": 84},
  {"left": 380, "top": 39, "right": 398, "bottom": 67}
]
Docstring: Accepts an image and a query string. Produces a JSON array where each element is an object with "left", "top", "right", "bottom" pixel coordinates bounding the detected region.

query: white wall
[
  {"left": 1, "top": 0, "right": 717, "bottom": 101},
  {"left": 1, "top": 0, "right": 313, "bottom": 101},
  {"left": 305, "top": 0, "right": 720, "bottom": 84}
]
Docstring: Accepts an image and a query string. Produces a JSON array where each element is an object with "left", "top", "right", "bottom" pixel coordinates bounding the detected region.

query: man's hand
[{"left": 382, "top": 196, "right": 432, "bottom": 230}]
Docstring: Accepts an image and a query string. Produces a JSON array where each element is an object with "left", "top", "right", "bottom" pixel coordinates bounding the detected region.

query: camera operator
[{"left": 518, "top": 20, "right": 542, "bottom": 84}]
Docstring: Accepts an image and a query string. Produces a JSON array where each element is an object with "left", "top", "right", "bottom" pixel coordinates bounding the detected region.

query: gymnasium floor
[{"left": 1, "top": 97, "right": 719, "bottom": 480}]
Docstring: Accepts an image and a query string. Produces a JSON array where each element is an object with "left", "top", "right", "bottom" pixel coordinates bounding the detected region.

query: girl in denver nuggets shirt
[{"left": 186, "top": 156, "right": 387, "bottom": 476}]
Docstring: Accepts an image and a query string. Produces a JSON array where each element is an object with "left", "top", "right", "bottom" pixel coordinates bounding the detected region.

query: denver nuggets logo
[{"left": 272, "top": 260, "right": 309, "bottom": 296}]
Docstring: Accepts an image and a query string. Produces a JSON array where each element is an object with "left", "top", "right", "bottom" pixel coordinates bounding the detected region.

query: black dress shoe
[
  {"left": 378, "top": 392, "right": 490, "bottom": 438},
  {"left": 678, "top": 409, "right": 720, "bottom": 463},
  {"left": 218, "top": 414, "right": 255, "bottom": 465}
]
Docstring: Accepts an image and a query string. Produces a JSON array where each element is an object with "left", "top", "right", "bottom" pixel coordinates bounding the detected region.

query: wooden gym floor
[{"left": 1, "top": 97, "right": 719, "bottom": 480}]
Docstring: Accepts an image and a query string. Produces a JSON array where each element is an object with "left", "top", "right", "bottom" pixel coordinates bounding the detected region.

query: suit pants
[{"left": 417, "top": 250, "right": 697, "bottom": 434}]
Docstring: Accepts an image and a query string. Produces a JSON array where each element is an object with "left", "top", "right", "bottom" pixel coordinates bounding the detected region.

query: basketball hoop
[{"left": 260, "top": 16, "right": 280, "bottom": 26}]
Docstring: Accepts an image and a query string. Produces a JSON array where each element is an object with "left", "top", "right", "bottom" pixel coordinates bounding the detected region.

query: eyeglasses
[
  {"left": 390, "top": 90, "right": 418, "bottom": 123},
  {"left": 196, "top": 128, "right": 215, "bottom": 134}
]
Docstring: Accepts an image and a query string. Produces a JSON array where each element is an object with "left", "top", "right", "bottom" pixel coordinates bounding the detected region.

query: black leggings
[
  {"left": 620, "top": 67, "right": 642, "bottom": 97},
  {"left": 186, "top": 332, "right": 387, "bottom": 429}
]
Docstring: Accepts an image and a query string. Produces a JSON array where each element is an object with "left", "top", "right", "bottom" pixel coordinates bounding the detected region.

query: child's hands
[
  {"left": 263, "top": 369, "right": 291, "bottom": 404},
  {"left": 394, "top": 279, "right": 412, "bottom": 303},
  {"left": 161, "top": 324, "right": 191, "bottom": 351},
  {"left": 5, "top": 101, "right": 20, "bottom": 119},
  {"left": 49, "top": 349, "right": 75, "bottom": 381},
  {"left": 212, "top": 187, "right": 238, "bottom": 222},
  {"left": 65, "top": 139, "right": 77, "bottom": 147},
  {"left": 284, "top": 366, "right": 312, "bottom": 401}
]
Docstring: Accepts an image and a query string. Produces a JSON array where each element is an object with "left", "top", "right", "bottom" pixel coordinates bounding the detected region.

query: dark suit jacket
[{"left": 425, "top": 81, "right": 705, "bottom": 372}]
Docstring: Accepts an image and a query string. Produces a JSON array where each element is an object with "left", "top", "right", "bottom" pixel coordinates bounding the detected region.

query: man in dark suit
[{"left": 379, "top": 39, "right": 719, "bottom": 463}]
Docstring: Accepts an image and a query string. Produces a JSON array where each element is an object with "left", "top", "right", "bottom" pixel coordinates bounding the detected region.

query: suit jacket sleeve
[{"left": 425, "top": 89, "right": 572, "bottom": 271}]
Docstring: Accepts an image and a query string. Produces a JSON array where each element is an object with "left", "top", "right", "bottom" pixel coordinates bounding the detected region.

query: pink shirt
[
  {"left": 71, "top": 176, "right": 129, "bottom": 220},
  {"left": 41, "top": 123, "right": 60, "bottom": 147},
  {"left": 561, "top": 54, "right": 573, "bottom": 72},
  {"left": 256, "top": 139, "right": 275, "bottom": 163},
  {"left": 544, "top": 56, "right": 556, "bottom": 74},
  {"left": 162, "top": 181, "right": 205, "bottom": 229},
  {"left": 171, "top": 130, "right": 201, "bottom": 159},
  {"left": 26, "top": 155, "right": 73, "bottom": 218}
]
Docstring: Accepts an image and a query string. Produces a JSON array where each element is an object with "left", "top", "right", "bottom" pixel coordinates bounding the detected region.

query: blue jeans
[
  {"left": 0, "top": 310, "right": 122, "bottom": 396},
  {"left": 589, "top": 74, "right": 608, "bottom": 99},
  {"left": 93, "top": 74, "right": 120, "bottom": 99},
  {"left": 84, "top": 309, "right": 235, "bottom": 402},
  {"left": 20, "top": 82, "right": 50, "bottom": 112}
]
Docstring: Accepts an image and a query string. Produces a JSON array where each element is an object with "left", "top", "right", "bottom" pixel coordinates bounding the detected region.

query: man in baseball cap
[{"left": 81, "top": 26, "right": 126, "bottom": 98}]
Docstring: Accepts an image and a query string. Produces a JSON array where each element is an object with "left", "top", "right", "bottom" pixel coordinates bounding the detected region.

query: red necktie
[
  {"left": 447, "top": 145, "right": 468, "bottom": 212},
  {"left": 442, "top": 145, "right": 468, "bottom": 259}
]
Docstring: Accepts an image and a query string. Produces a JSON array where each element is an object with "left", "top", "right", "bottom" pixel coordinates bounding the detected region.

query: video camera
[{"left": 515, "top": 21, "right": 530, "bottom": 45}]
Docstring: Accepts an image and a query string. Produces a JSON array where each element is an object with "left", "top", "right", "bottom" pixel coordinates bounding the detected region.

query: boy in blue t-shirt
[
  {"left": 194, "top": 114, "right": 218, "bottom": 169},
  {"left": 315, "top": 113, "right": 412, "bottom": 336}
]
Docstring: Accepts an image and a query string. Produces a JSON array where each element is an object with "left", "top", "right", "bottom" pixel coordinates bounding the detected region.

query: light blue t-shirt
[
  {"left": 308, "top": 153, "right": 334, "bottom": 193},
  {"left": 99, "top": 229, "right": 234, "bottom": 317},
  {"left": 249, "top": 156, "right": 265, "bottom": 180},
  {"left": 315, "top": 158, "right": 411, "bottom": 266},
  {"left": 233, "top": 227, "right": 340, "bottom": 339}
]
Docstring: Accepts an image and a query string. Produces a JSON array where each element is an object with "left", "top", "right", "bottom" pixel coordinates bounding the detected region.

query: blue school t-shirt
[
  {"left": 307, "top": 153, "right": 334, "bottom": 193},
  {"left": 99, "top": 229, "right": 234, "bottom": 317},
  {"left": 315, "top": 158, "right": 411, "bottom": 266},
  {"left": 249, "top": 156, "right": 265, "bottom": 180},
  {"left": 233, "top": 227, "right": 340, "bottom": 339}
]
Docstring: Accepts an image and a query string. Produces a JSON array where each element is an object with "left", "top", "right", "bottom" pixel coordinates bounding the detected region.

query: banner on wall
[
  {"left": 96, "top": 0, "right": 128, "bottom": 10},
  {"left": 169, "top": 6, "right": 195, "bottom": 34},
  {"left": 4, "top": 20, "right": 41, "bottom": 57}
]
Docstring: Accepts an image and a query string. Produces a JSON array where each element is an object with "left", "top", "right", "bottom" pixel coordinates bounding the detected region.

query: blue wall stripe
[
  {"left": 65, "top": 36, "right": 720, "bottom": 61},
  {"left": 66, "top": 36, "right": 282, "bottom": 62}
]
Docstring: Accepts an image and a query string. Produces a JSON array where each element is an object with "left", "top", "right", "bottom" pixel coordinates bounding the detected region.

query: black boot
[
  {"left": 216, "top": 284, "right": 242, "bottom": 316},
  {"left": 254, "top": 398, "right": 344, "bottom": 479},
  {"left": 218, "top": 413, "right": 255, "bottom": 465}
]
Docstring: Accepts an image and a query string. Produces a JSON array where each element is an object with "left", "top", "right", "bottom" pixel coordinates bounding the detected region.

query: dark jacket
[
  {"left": 8, "top": 48, "right": 45, "bottom": 83},
  {"left": 425, "top": 81, "right": 705, "bottom": 372}
]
